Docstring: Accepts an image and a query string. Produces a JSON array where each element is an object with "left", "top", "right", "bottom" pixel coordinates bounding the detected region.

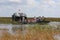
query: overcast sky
[{"left": 0, "top": 0, "right": 60, "bottom": 17}]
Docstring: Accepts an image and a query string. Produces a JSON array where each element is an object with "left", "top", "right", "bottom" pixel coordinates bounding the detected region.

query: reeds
[{"left": 0, "top": 24, "right": 60, "bottom": 40}]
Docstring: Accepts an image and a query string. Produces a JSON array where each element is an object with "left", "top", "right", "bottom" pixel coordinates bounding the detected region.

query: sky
[{"left": 0, "top": 0, "right": 60, "bottom": 17}]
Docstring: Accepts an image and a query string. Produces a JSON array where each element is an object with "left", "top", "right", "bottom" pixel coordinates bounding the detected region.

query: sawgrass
[{"left": 0, "top": 24, "right": 60, "bottom": 40}]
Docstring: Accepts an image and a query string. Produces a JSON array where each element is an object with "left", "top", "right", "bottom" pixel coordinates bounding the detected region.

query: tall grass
[{"left": 0, "top": 24, "right": 60, "bottom": 40}]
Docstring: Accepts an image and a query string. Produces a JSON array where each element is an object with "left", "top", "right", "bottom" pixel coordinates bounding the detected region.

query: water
[
  {"left": 54, "top": 34, "right": 60, "bottom": 40},
  {"left": 0, "top": 24, "right": 35, "bottom": 34},
  {"left": 49, "top": 22, "right": 60, "bottom": 26},
  {"left": 0, "top": 22, "right": 60, "bottom": 33},
  {"left": 0, "top": 22, "right": 60, "bottom": 40},
  {"left": 48, "top": 22, "right": 60, "bottom": 28},
  {"left": 49, "top": 22, "right": 60, "bottom": 40}
]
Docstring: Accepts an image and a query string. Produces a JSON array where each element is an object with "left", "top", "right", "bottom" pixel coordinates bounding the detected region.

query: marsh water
[{"left": 0, "top": 22, "right": 60, "bottom": 40}]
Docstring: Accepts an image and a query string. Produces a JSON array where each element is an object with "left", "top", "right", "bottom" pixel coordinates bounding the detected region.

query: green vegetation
[
  {"left": 0, "top": 17, "right": 60, "bottom": 24},
  {"left": 45, "top": 18, "right": 60, "bottom": 22},
  {"left": 0, "top": 24, "right": 60, "bottom": 40},
  {"left": 0, "top": 17, "right": 60, "bottom": 40},
  {"left": 0, "top": 28, "right": 8, "bottom": 30},
  {"left": 0, "top": 17, "right": 12, "bottom": 24}
]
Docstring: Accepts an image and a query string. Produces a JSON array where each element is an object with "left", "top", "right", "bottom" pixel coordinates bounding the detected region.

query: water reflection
[
  {"left": 48, "top": 22, "right": 60, "bottom": 28},
  {"left": 0, "top": 22, "right": 60, "bottom": 34},
  {"left": 49, "top": 22, "right": 60, "bottom": 25},
  {"left": 54, "top": 34, "right": 60, "bottom": 40},
  {"left": 0, "top": 22, "right": 60, "bottom": 40},
  {"left": 0, "top": 24, "right": 34, "bottom": 34}
]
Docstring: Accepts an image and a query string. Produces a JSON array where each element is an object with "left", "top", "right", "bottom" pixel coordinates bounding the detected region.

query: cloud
[
  {"left": 41, "top": 0, "right": 56, "bottom": 7},
  {"left": 9, "top": 0, "right": 22, "bottom": 3},
  {"left": 27, "top": 0, "right": 39, "bottom": 7},
  {"left": 26, "top": 0, "right": 56, "bottom": 11},
  {"left": 0, "top": 0, "right": 60, "bottom": 17},
  {"left": 27, "top": 0, "right": 36, "bottom": 6},
  {"left": 0, "top": 0, "right": 26, "bottom": 6}
]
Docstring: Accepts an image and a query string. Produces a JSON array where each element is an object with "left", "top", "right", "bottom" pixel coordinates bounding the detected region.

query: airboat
[{"left": 12, "top": 10, "right": 50, "bottom": 24}]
